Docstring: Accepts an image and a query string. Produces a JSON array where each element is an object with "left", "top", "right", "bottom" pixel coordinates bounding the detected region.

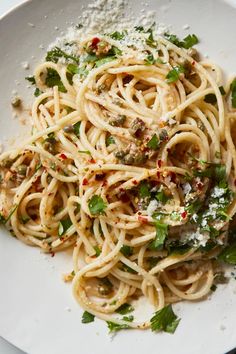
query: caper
[
  {"left": 11, "top": 96, "right": 22, "bottom": 108},
  {"left": 1, "top": 159, "right": 13, "bottom": 168},
  {"left": 123, "top": 154, "right": 135, "bottom": 165},
  {"left": 44, "top": 141, "right": 55, "bottom": 154},
  {"left": 17, "top": 164, "right": 27, "bottom": 176},
  {"left": 97, "top": 278, "right": 113, "bottom": 296},
  {"left": 115, "top": 151, "right": 126, "bottom": 159},
  {"left": 109, "top": 114, "right": 126, "bottom": 127},
  {"left": 63, "top": 124, "right": 75, "bottom": 133},
  {"left": 134, "top": 153, "right": 147, "bottom": 165},
  {"left": 129, "top": 118, "right": 145, "bottom": 138}
]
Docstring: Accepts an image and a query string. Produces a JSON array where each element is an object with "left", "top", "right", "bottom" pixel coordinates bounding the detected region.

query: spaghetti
[{"left": 1, "top": 28, "right": 236, "bottom": 332}]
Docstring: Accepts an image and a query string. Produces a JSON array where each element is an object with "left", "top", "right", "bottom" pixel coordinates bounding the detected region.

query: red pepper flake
[
  {"left": 91, "top": 37, "right": 100, "bottom": 49},
  {"left": 192, "top": 61, "right": 196, "bottom": 66},
  {"left": 82, "top": 178, "right": 88, "bottom": 186},
  {"left": 156, "top": 172, "right": 161, "bottom": 179},
  {"left": 234, "top": 179, "right": 236, "bottom": 186},
  {"left": 196, "top": 181, "right": 203, "bottom": 190},
  {"left": 102, "top": 180, "right": 108, "bottom": 187},
  {"left": 157, "top": 159, "right": 163, "bottom": 168},
  {"left": 181, "top": 211, "right": 187, "bottom": 219},
  {"left": 138, "top": 215, "right": 148, "bottom": 224},
  {"left": 89, "top": 158, "right": 96, "bottom": 164},
  {"left": 50, "top": 252, "right": 55, "bottom": 257},
  {"left": 59, "top": 153, "right": 67, "bottom": 160},
  {"left": 132, "top": 180, "right": 138, "bottom": 185}
]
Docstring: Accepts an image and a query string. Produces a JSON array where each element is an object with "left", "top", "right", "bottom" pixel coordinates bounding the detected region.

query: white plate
[{"left": 1, "top": 1, "right": 236, "bottom": 353}]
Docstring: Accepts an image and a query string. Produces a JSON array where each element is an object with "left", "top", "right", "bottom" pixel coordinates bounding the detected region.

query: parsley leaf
[
  {"left": 88, "top": 195, "right": 107, "bottom": 215},
  {"left": 107, "top": 321, "right": 130, "bottom": 332},
  {"left": 164, "top": 33, "right": 199, "bottom": 49},
  {"left": 58, "top": 217, "right": 72, "bottom": 237},
  {"left": 67, "top": 64, "right": 89, "bottom": 79},
  {"left": 218, "top": 243, "right": 236, "bottom": 265},
  {"left": 45, "top": 68, "right": 67, "bottom": 92},
  {"left": 147, "top": 134, "right": 159, "bottom": 150},
  {"left": 145, "top": 53, "right": 156, "bottom": 65},
  {"left": 25, "top": 76, "right": 36, "bottom": 85},
  {"left": 94, "top": 246, "right": 101, "bottom": 257},
  {"left": 46, "top": 47, "right": 80, "bottom": 64},
  {"left": 120, "top": 245, "right": 133, "bottom": 257},
  {"left": 230, "top": 79, "right": 236, "bottom": 108},
  {"left": 82, "top": 311, "right": 95, "bottom": 324},
  {"left": 150, "top": 305, "right": 181, "bottom": 333},
  {"left": 116, "top": 303, "right": 134, "bottom": 315},
  {"left": 34, "top": 88, "right": 42, "bottom": 97},
  {"left": 73, "top": 121, "right": 81, "bottom": 136},
  {"left": 166, "top": 66, "right": 185, "bottom": 84},
  {"left": 149, "top": 222, "right": 168, "bottom": 250},
  {"left": 109, "top": 31, "right": 126, "bottom": 40},
  {"left": 156, "top": 190, "right": 169, "bottom": 204},
  {"left": 139, "top": 181, "right": 151, "bottom": 199},
  {"left": 204, "top": 93, "right": 217, "bottom": 104},
  {"left": 95, "top": 56, "right": 116, "bottom": 67},
  {"left": 181, "top": 34, "right": 199, "bottom": 49}
]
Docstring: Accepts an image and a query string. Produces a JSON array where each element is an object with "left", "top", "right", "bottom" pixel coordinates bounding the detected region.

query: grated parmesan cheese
[
  {"left": 48, "top": 0, "right": 169, "bottom": 57},
  {"left": 146, "top": 199, "right": 159, "bottom": 216}
]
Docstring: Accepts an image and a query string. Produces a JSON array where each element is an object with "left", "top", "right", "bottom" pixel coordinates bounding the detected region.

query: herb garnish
[
  {"left": 149, "top": 222, "right": 168, "bottom": 250},
  {"left": 147, "top": 134, "right": 159, "bottom": 150},
  {"left": 150, "top": 304, "right": 181, "bottom": 333},
  {"left": 88, "top": 195, "right": 107, "bottom": 215},
  {"left": 120, "top": 245, "right": 133, "bottom": 257},
  {"left": 82, "top": 311, "right": 95, "bottom": 324},
  {"left": 230, "top": 79, "right": 236, "bottom": 108},
  {"left": 166, "top": 66, "right": 185, "bottom": 84},
  {"left": 45, "top": 68, "right": 67, "bottom": 92},
  {"left": 116, "top": 303, "right": 134, "bottom": 315},
  {"left": 58, "top": 217, "right": 73, "bottom": 237},
  {"left": 164, "top": 33, "right": 199, "bottom": 49},
  {"left": 46, "top": 47, "right": 80, "bottom": 64}
]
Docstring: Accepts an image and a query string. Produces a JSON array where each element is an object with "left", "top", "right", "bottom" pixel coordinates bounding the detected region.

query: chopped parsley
[
  {"left": 139, "top": 181, "right": 151, "bottom": 199},
  {"left": 45, "top": 68, "right": 67, "bottom": 93},
  {"left": 155, "top": 190, "right": 169, "bottom": 204},
  {"left": 82, "top": 311, "right": 95, "bottom": 324},
  {"left": 166, "top": 66, "right": 185, "bottom": 84},
  {"left": 150, "top": 304, "right": 181, "bottom": 333},
  {"left": 145, "top": 53, "right": 156, "bottom": 65},
  {"left": 73, "top": 121, "right": 81, "bottom": 137},
  {"left": 67, "top": 64, "right": 89, "bottom": 78},
  {"left": 107, "top": 321, "right": 130, "bottom": 332},
  {"left": 120, "top": 245, "right": 133, "bottom": 257},
  {"left": 88, "top": 195, "right": 107, "bottom": 215},
  {"left": 94, "top": 245, "right": 101, "bottom": 256},
  {"left": 230, "top": 78, "right": 236, "bottom": 108},
  {"left": 116, "top": 303, "right": 134, "bottom": 315},
  {"left": 46, "top": 47, "right": 80, "bottom": 64},
  {"left": 149, "top": 222, "right": 168, "bottom": 250},
  {"left": 25, "top": 76, "right": 36, "bottom": 85},
  {"left": 34, "top": 88, "right": 42, "bottom": 97},
  {"left": 147, "top": 134, "right": 159, "bottom": 150},
  {"left": 218, "top": 243, "right": 236, "bottom": 265},
  {"left": 58, "top": 217, "right": 73, "bottom": 237},
  {"left": 109, "top": 31, "right": 126, "bottom": 40},
  {"left": 164, "top": 33, "right": 199, "bottom": 49}
]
